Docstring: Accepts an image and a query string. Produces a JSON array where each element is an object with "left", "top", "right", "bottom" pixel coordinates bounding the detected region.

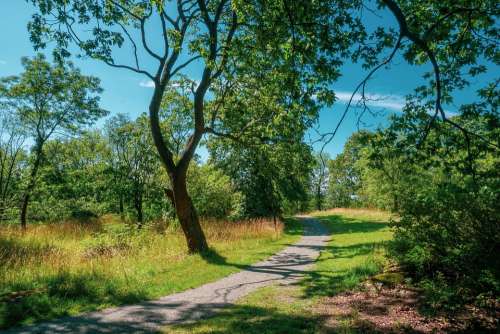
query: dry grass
[
  {"left": 310, "top": 208, "right": 393, "bottom": 222},
  {"left": 0, "top": 216, "right": 283, "bottom": 266},
  {"left": 202, "top": 218, "right": 283, "bottom": 242}
]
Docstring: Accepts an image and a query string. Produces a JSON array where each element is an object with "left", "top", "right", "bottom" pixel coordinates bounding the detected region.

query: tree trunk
[
  {"left": 170, "top": 175, "right": 208, "bottom": 253},
  {"left": 134, "top": 187, "right": 143, "bottom": 228},
  {"left": 149, "top": 81, "right": 208, "bottom": 253},
  {"left": 316, "top": 185, "right": 322, "bottom": 211},
  {"left": 20, "top": 147, "right": 42, "bottom": 229}
]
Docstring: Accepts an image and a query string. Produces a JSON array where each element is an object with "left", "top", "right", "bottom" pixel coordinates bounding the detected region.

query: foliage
[
  {"left": 210, "top": 140, "right": 313, "bottom": 218},
  {"left": 326, "top": 131, "right": 371, "bottom": 208},
  {"left": 0, "top": 54, "right": 107, "bottom": 226},
  {"left": 309, "top": 152, "right": 329, "bottom": 211},
  {"left": 106, "top": 114, "right": 162, "bottom": 224},
  {"left": 0, "top": 113, "right": 26, "bottom": 221},
  {"left": 363, "top": 105, "right": 500, "bottom": 309},
  {"left": 187, "top": 163, "right": 243, "bottom": 220}
]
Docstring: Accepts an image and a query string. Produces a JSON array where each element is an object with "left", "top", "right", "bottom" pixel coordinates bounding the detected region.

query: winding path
[{"left": 5, "top": 216, "right": 329, "bottom": 334}]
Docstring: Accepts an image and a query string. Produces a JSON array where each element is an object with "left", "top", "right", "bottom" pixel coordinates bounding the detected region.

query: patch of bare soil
[{"left": 313, "top": 281, "right": 499, "bottom": 334}]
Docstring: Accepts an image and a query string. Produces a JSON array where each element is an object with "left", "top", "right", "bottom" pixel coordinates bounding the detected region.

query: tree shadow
[
  {"left": 199, "top": 215, "right": 389, "bottom": 300},
  {"left": 167, "top": 303, "right": 322, "bottom": 334},
  {"left": 0, "top": 271, "right": 150, "bottom": 330},
  {"left": 0, "top": 236, "right": 57, "bottom": 266},
  {"left": 319, "top": 242, "right": 386, "bottom": 260}
]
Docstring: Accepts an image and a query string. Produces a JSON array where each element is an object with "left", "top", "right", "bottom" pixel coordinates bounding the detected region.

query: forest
[{"left": 0, "top": 0, "right": 498, "bottom": 333}]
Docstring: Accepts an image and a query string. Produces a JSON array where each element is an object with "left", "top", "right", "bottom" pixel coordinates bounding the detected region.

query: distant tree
[
  {"left": 211, "top": 139, "right": 313, "bottom": 218},
  {"left": 0, "top": 54, "right": 107, "bottom": 228},
  {"left": 187, "top": 162, "right": 242, "bottom": 219},
  {"left": 107, "top": 114, "right": 159, "bottom": 227},
  {"left": 35, "top": 131, "right": 110, "bottom": 221},
  {"left": 0, "top": 113, "right": 26, "bottom": 220},
  {"left": 310, "top": 152, "right": 330, "bottom": 211},
  {"left": 327, "top": 131, "right": 370, "bottom": 208}
]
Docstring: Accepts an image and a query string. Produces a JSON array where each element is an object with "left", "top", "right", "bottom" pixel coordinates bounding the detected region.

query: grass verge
[
  {"left": 167, "top": 208, "right": 393, "bottom": 333},
  {"left": 0, "top": 217, "right": 303, "bottom": 329}
]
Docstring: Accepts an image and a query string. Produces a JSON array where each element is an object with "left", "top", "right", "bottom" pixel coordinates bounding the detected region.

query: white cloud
[
  {"left": 334, "top": 90, "right": 457, "bottom": 116},
  {"left": 334, "top": 90, "right": 406, "bottom": 110},
  {"left": 139, "top": 80, "right": 155, "bottom": 88},
  {"left": 138, "top": 79, "right": 200, "bottom": 90},
  {"left": 0, "top": 60, "right": 6, "bottom": 65}
]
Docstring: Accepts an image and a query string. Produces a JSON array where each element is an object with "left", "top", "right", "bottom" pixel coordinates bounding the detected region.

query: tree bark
[
  {"left": 316, "top": 185, "right": 322, "bottom": 211},
  {"left": 170, "top": 174, "right": 208, "bottom": 253},
  {"left": 149, "top": 78, "right": 209, "bottom": 253},
  {"left": 20, "top": 144, "right": 43, "bottom": 229}
]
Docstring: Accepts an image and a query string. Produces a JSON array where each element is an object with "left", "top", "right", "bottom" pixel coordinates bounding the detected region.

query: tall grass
[{"left": 0, "top": 215, "right": 293, "bottom": 329}]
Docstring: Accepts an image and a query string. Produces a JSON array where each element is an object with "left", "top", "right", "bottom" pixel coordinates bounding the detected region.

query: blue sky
[{"left": 0, "top": 1, "right": 496, "bottom": 159}]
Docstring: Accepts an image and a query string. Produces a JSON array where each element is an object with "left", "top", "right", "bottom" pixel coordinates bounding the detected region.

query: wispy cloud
[
  {"left": 335, "top": 90, "right": 406, "bottom": 110},
  {"left": 139, "top": 80, "right": 155, "bottom": 88},
  {"left": 0, "top": 60, "right": 6, "bottom": 65},
  {"left": 139, "top": 79, "right": 202, "bottom": 90},
  {"left": 334, "top": 90, "right": 457, "bottom": 116}
]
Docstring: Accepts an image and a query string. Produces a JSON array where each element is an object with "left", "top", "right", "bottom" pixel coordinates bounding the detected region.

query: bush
[{"left": 364, "top": 110, "right": 500, "bottom": 311}]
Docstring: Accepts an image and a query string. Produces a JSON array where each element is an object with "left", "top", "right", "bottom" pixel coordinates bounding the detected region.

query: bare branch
[{"left": 319, "top": 33, "right": 403, "bottom": 153}]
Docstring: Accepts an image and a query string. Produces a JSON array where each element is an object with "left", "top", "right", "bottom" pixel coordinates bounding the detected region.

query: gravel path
[{"left": 4, "top": 216, "right": 329, "bottom": 334}]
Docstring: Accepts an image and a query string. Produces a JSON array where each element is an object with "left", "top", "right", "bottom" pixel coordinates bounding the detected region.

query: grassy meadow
[
  {"left": 167, "top": 208, "right": 394, "bottom": 333},
  {"left": 0, "top": 216, "right": 302, "bottom": 329}
]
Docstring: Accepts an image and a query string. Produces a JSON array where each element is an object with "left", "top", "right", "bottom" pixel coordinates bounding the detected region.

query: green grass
[
  {"left": 0, "top": 217, "right": 302, "bottom": 329},
  {"left": 167, "top": 208, "right": 393, "bottom": 334},
  {"left": 302, "top": 208, "right": 393, "bottom": 298}
]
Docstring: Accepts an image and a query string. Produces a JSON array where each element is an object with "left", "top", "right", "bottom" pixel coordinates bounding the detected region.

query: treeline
[
  {"left": 0, "top": 113, "right": 314, "bottom": 225},
  {"left": 319, "top": 100, "right": 499, "bottom": 310},
  {"left": 0, "top": 55, "right": 314, "bottom": 226},
  {"left": 0, "top": 116, "right": 315, "bottom": 223}
]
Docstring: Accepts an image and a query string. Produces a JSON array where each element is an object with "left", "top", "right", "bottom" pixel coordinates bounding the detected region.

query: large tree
[
  {"left": 310, "top": 152, "right": 330, "bottom": 211},
  {"left": 27, "top": 0, "right": 354, "bottom": 252},
  {"left": 0, "top": 54, "right": 107, "bottom": 227}
]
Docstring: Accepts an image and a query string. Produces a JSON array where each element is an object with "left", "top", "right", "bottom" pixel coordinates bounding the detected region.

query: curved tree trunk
[{"left": 171, "top": 175, "right": 208, "bottom": 253}]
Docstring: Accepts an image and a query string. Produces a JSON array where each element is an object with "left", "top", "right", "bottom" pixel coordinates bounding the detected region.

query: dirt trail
[{"left": 4, "top": 216, "right": 329, "bottom": 334}]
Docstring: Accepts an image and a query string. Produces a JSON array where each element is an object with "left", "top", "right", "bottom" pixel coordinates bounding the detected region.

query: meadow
[{"left": 0, "top": 216, "right": 302, "bottom": 329}]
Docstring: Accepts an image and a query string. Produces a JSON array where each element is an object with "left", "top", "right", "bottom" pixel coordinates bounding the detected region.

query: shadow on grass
[
  {"left": 300, "top": 214, "right": 390, "bottom": 299},
  {"left": 200, "top": 214, "right": 389, "bottom": 300},
  {"left": 300, "top": 262, "right": 381, "bottom": 298},
  {"left": 0, "top": 271, "right": 149, "bottom": 330},
  {"left": 168, "top": 304, "right": 322, "bottom": 334},
  {"left": 320, "top": 242, "right": 384, "bottom": 260},
  {"left": 0, "top": 237, "right": 57, "bottom": 266}
]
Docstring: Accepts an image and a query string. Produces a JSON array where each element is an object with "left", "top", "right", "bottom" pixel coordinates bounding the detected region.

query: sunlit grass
[
  {"left": 0, "top": 215, "right": 302, "bottom": 329},
  {"left": 302, "top": 209, "right": 393, "bottom": 297}
]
